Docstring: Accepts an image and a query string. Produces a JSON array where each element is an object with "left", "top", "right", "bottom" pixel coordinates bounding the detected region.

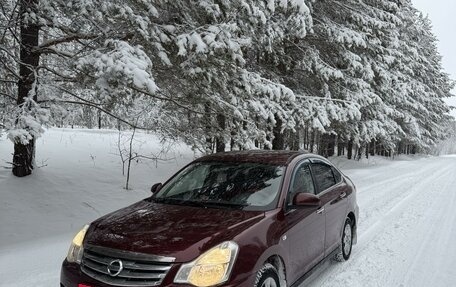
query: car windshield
[{"left": 153, "top": 161, "right": 285, "bottom": 211}]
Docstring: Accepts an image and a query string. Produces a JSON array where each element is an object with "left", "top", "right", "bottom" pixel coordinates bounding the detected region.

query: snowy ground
[
  {"left": 0, "top": 128, "right": 196, "bottom": 286},
  {"left": 1, "top": 129, "right": 456, "bottom": 286}
]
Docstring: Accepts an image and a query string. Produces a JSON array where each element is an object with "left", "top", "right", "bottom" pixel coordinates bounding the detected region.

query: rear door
[
  {"left": 310, "top": 159, "right": 348, "bottom": 255},
  {"left": 285, "top": 160, "right": 325, "bottom": 283}
]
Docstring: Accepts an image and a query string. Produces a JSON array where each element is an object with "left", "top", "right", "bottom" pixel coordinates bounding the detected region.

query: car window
[
  {"left": 311, "top": 163, "right": 336, "bottom": 193},
  {"left": 154, "top": 162, "right": 285, "bottom": 211},
  {"left": 163, "top": 164, "right": 209, "bottom": 195},
  {"left": 332, "top": 167, "right": 342, "bottom": 183},
  {"left": 288, "top": 162, "right": 315, "bottom": 205}
]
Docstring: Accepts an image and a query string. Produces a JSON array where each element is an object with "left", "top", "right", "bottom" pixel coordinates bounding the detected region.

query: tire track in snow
[
  {"left": 341, "top": 157, "right": 433, "bottom": 194},
  {"left": 398, "top": 160, "right": 456, "bottom": 286},
  {"left": 355, "top": 158, "right": 452, "bottom": 242},
  {"left": 356, "top": 161, "right": 453, "bottom": 246},
  {"left": 335, "top": 164, "right": 452, "bottom": 285}
]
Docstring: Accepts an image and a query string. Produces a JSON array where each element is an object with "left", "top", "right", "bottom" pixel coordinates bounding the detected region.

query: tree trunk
[
  {"left": 215, "top": 114, "right": 226, "bottom": 153},
  {"left": 369, "top": 140, "right": 375, "bottom": 156},
  {"left": 310, "top": 130, "right": 315, "bottom": 153},
  {"left": 83, "top": 106, "right": 93, "bottom": 128},
  {"left": 397, "top": 141, "right": 403, "bottom": 155},
  {"left": 204, "top": 102, "right": 212, "bottom": 153},
  {"left": 230, "top": 128, "right": 236, "bottom": 151},
  {"left": 12, "top": 0, "right": 40, "bottom": 177},
  {"left": 97, "top": 110, "right": 102, "bottom": 129},
  {"left": 303, "top": 126, "right": 309, "bottom": 150},
  {"left": 318, "top": 133, "right": 335, "bottom": 157},
  {"left": 347, "top": 139, "right": 353, "bottom": 160},
  {"left": 327, "top": 134, "right": 336, "bottom": 157},
  {"left": 337, "top": 136, "right": 345, "bottom": 156},
  {"left": 272, "top": 114, "right": 284, "bottom": 150},
  {"left": 230, "top": 119, "right": 236, "bottom": 151},
  {"left": 356, "top": 144, "right": 363, "bottom": 160},
  {"left": 289, "top": 130, "right": 300, "bottom": 151}
]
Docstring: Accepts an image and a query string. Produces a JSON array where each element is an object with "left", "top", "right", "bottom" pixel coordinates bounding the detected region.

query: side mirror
[
  {"left": 150, "top": 183, "right": 163, "bottom": 194},
  {"left": 293, "top": 192, "right": 321, "bottom": 207}
]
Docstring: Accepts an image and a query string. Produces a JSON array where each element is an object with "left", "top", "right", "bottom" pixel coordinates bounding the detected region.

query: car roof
[{"left": 194, "top": 150, "right": 309, "bottom": 166}]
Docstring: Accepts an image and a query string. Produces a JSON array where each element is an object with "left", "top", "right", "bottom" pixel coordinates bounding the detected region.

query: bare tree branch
[
  {"left": 0, "top": 91, "right": 16, "bottom": 101},
  {"left": 0, "top": 79, "right": 17, "bottom": 84},
  {"left": 130, "top": 86, "right": 206, "bottom": 115},
  {"left": 36, "top": 33, "right": 100, "bottom": 50},
  {"left": 0, "top": 0, "right": 20, "bottom": 43},
  {"left": 36, "top": 47, "right": 75, "bottom": 58},
  {"left": 38, "top": 66, "right": 77, "bottom": 81},
  {"left": 39, "top": 97, "right": 151, "bottom": 130}
]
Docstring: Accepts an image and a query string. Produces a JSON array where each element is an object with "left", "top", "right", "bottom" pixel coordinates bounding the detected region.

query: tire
[
  {"left": 334, "top": 217, "right": 353, "bottom": 262},
  {"left": 254, "top": 263, "right": 280, "bottom": 287}
]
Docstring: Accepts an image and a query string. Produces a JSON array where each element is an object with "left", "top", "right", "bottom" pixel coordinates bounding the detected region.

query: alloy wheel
[
  {"left": 261, "top": 277, "right": 278, "bottom": 287},
  {"left": 343, "top": 222, "right": 352, "bottom": 256}
]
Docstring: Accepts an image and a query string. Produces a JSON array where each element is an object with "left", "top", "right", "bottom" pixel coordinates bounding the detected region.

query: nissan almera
[{"left": 61, "top": 150, "right": 358, "bottom": 287}]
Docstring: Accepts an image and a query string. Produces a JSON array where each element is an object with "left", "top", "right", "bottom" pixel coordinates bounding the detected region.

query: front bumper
[{"left": 61, "top": 260, "right": 253, "bottom": 287}]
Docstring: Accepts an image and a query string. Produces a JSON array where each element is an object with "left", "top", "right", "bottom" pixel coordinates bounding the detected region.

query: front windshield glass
[{"left": 153, "top": 161, "right": 285, "bottom": 211}]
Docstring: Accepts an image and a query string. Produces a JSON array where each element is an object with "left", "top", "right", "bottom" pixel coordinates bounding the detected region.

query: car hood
[{"left": 84, "top": 200, "right": 264, "bottom": 262}]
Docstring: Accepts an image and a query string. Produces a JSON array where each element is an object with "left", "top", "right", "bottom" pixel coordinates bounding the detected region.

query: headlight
[
  {"left": 174, "top": 241, "right": 239, "bottom": 287},
  {"left": 66, "top": 224, "right": 89, "bottom": 264}
]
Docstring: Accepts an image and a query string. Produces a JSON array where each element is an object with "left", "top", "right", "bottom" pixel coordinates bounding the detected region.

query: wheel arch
[
  {"left": 252, "top": 245, "right": 288, "bottom": 287},
  {"left": 263, "top": 255, "right": 287, "bottom": 287},
  {"left": 347, "top": 211, "right": 357, "bottom": 244}
]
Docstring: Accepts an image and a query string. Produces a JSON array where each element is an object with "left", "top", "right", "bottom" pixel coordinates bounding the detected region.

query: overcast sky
[{"left": 412, "top": 0, "right": 456, "bottom": 117}]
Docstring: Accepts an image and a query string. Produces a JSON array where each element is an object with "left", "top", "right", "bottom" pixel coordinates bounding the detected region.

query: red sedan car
[{"left": 61, "top": 150, "right": 358, "bottom": 287}]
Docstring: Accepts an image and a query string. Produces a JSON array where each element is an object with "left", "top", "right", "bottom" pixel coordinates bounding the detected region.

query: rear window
[{"left": 312, "top": 163, "right": 336, "bottom": 193}]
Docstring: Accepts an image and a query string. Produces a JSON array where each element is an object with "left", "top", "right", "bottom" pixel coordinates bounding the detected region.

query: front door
[{"left": 284, "top": 160, "right": 325, "bottom": 284}]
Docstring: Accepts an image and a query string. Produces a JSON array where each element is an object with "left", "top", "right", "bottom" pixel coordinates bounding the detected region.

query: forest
[{"left": 1, "top": 0, "right": 454, "bottom": 177}]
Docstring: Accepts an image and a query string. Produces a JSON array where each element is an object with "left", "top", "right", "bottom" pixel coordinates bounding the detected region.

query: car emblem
[{"left": 107, "top": 259, "right": 123, "bottom": 277}]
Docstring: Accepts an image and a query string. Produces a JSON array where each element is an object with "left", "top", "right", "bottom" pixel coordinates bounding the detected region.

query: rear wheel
[
  {"left": 334, "top": 218, "right": 353, "bottom": 262},
  {"left": 254, "top": 263, "right": 280, "bottom": 287}
]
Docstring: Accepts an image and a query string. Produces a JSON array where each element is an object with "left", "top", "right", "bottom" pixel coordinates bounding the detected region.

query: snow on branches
[
  {"left": 77, "top": 40, "right": 158, "bottom": 98},
  {"left": 1, "top": 0, "right": 453, "bottom": 170}
]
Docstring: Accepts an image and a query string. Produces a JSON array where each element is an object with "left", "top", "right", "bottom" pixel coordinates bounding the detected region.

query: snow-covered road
[
  {"left": 1, "top": 130, "right": 456, "bottom": 286},
  {"left": 304, "top": 155, "right": 456, "bottom": 287}
]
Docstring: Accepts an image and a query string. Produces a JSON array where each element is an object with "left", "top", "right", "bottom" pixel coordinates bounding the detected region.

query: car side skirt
[{"left": 289, "top": 247, "right": 339, "bottom": 287}]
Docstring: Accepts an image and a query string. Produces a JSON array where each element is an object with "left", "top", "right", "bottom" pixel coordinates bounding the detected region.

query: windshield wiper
[
  {"left": 153, "top": 197, "right": 184, "bottom": 205},
  {"left": 189, "top": 200, "right": 248, "bottom": 210},
  {"left": 154, "top": 197, "right": 210, "bottom": 208},
  {"left": 154, "top": 197, "right": 248, "bottom": 210}
]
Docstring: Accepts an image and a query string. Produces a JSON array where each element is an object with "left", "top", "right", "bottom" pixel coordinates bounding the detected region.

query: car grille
[{"left": 81, "top": 244, "right": 175, "bottom": 286}]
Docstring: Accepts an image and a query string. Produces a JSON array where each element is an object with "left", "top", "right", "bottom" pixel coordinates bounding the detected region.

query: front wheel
[
  {"left": 254, "top": 263, "right": 280, "bottom": 287},
  {"left": 334, "top": 217, "right": 353, "bottom": 262}
]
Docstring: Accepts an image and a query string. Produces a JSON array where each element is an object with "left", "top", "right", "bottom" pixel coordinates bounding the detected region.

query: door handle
[
  {"left": 316, "top": 207, "right": 325, "bottom": 214},
  {"left": 339, "top": 192, "right": 347, "bottom": 199}
]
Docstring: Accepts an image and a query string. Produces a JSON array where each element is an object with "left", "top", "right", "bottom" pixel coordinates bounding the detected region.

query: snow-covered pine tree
[
  {"left": 1, "top": 0, "right": 453, "bottom": 177},
  {"left": 282, "top": 0, "right": 400, "bottom": 156},
  {"left": 2, "top": 0, "right": 317, "bottom": 174},
  {"left": 392, "top": 2, "right": 454, "bottom": 153},
  {"left": 294, "top": 0, "right": 453, "bottom": 157},
  {"left": 0, "top": 1, "right": 17, "bottom": 132},
  {"left": 129, "top": 0, "right": 315, "bottom": 152}
]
